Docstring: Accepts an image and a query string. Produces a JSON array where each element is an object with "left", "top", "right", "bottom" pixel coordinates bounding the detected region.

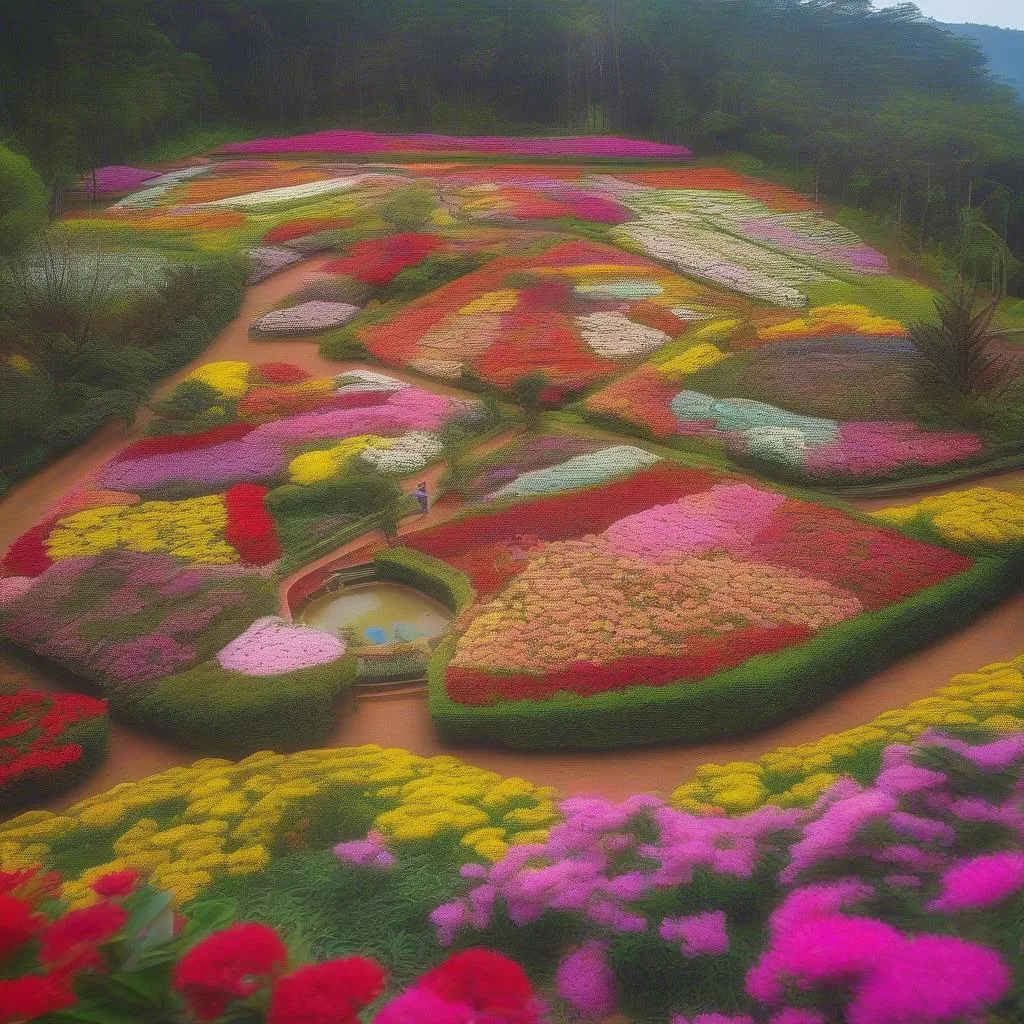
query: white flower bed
[
  {"left": 359, "top": 431, "right": 445, "bottom": 474},
  {"left": 198, "top": 173, "right": 406, "bottom": 209},
  {"left": 113, "top": 165, "right": 212, "bottom": 209},
  {"left": 333, "top": 369, "right": 409, "bottom": 393},
  {"left": 577, "top": 311, "right": 670, "bottom": 359},
  {"left": 253, "top": 300, "right": 360, "bottom": 335},
  {"left": 247, "top": 246, "right": 303, "bottom": 284},
  {"left": 486, "top": 445, "right": 661, "bottom": 500}
]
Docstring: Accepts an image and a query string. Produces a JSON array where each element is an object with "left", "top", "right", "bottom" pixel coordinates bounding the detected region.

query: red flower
[
  {"left": 173, "top": 923, "right": 288, "bottom": 1022},
  {"left": 224, "top": 484, "right": 282, "bottom": 565},
  {"left": 0, "top": 974, "right": 75, "bottom": 1024},
  {"left": 112, "top": 424, "right": 256, "bottom": 463},
  {"left": 417, "top": 949, "right": 535, "bottom": 1016},
  {"left": 2, "top": 520, "right": 56, "bottom": 576},
  {"left": 268, "top": 957, "right": 386, "bottom": 1024},
  {"left": 0, "top": 894, "right": 44, "bottom": 963},
  {"left": 89, "top": 869, "right": 140, "bottom": 898},
  {"left": 39, "top": 900, "right": 127, "bottom": 973}
]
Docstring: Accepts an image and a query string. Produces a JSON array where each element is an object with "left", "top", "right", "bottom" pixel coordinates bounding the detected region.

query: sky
[{"left": 874, "top": 0, "right": 1024, "bottom": 30}]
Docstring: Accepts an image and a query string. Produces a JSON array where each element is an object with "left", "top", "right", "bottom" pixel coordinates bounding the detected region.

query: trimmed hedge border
[
  {"left": 373, "top": 547, "right": 476, "bottom": 612},
  {"left": 426, "top": 550, "right": 1022, "bottom": 751}
]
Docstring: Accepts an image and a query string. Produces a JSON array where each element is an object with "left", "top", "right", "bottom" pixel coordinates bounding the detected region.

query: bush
[
  {"left": 123, "top": 651, "right": 357, "bottom": 756},
  {"left": 0, "top": 145, "right": 46, "bottom": 255},
  {"left": 373, "top": 548, "right": 476, "bottom": 612},
  {"left": 427, "top": 553, "right": 1021, "bottom": 750}
]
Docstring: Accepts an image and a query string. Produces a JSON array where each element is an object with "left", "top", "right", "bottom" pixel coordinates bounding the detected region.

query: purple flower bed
[
  {"left": 219, "top": 129, "right": 692, "bottom": 159},
  {"left": 0, "top": 549, "right": 272, "bottom": 690}
]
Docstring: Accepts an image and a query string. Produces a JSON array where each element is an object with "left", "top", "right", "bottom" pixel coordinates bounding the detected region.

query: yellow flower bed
[
  {"left": 459, "top": 290, "right": 520, "bottom": 315},
  {"left": 287, "top": 435, "right": 395, "bottom": 485},
  {"left": 757, "top": 303, "right": 905, "bottom": 342},
  {"left": 187, "top": 360, "right": 251, "bottom": 399},
  {"left": 656, "top": 343, "right": 726, "bottom": 378},
  {"left": 874, "top": 488, "right": 1024, "bottom": 549},
  {"left": 0, "top": 745, "right": 558, "bottom": 907},
  {"left": 672, "top": 656, "right": 1024, "bottom": 814},
  {"left": 45, "top": 495, "right": 236, "bottom": 564}
]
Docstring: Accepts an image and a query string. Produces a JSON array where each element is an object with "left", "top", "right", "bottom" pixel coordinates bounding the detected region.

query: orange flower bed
[
  {"left": 616, "top": 168, "right": 816, "bottom": 212},
  {"left": 176, "top": 168, "right": 329, "bottom": 204}
]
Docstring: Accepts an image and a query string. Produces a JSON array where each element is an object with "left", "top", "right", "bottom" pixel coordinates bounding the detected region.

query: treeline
[{"left": 2, "top": 0, "right": 1024, "bottom": 292}]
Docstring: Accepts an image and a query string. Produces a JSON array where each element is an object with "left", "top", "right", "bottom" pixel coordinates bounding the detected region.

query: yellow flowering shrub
[
  {"left": 757, "top": 304, "right": 906, "bottom": 342},
  {"left": 656, "top": 343, "right": 726, "bottom": 378},
  {"left": 874, "top": 487, "right": 1024, "bottom": 549},
  {"left": 0, "top": 745, "right": 557, "bottom": 907},
  {"left": 287, "top": 435, "right": 394, "bottom": 485},
  {"left": 45, "top": 495, "right": 236, "bottom": 564},
  {"left": 672, "top": 656, "right": 1024, "bottom": 814},
  {"left": 187, "top": 360, "right": 251, "bottom": 399},
  {"left": 459, "top": 290, "right": 519, "bottom": 315}
]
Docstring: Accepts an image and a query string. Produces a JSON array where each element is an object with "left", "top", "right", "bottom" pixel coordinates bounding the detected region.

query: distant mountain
[{"left": 940, "top": 22, "right": 1024, "bottom": 99}]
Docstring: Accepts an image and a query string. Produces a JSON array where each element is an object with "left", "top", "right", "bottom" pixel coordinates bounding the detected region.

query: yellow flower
[
  {"left": 656, "top": 343, "right": 726, "bottom": 378},
  {"left": 187, "top": 360, "right": 250, "bottom": 399}
]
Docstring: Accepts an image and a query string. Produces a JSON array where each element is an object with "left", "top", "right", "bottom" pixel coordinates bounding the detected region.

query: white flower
[
  {"left": 334, "top": 369, "right": 409, "bottom": 393},
  {"left": 577, "top": 312, "right": 670, "bottom": 359},
  {"left": 253, "top": 300, "right": 360, "bottom": 335},
  {"left": 487, "top": 445, "right": 660, "bottom": 499},
  {"left": 247, "top": 246, "right": 303, "bottom": 284}
]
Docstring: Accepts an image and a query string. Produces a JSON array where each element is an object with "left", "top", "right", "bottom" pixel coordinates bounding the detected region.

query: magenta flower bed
[
  {"left": 219, "top": 129, "right": 692, "bottom": 159},
  {"left": 215, "top": 615, "right": 345, "bottom": 676},
  {"left": 80, "top": 165, "right": 161, "bottom": 196}
]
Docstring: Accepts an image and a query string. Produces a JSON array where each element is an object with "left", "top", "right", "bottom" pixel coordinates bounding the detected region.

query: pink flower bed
[
  {"left": 219, "top": 129, "right": 692, "bottom": 159},
  {"left": 81, "top": 165, "right": 160, "bottom": 196},
  {"left": 215, "top": 616, "right": 345, "bottom": 676}
]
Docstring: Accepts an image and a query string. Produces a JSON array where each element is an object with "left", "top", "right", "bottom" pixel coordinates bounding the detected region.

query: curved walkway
[{"left": 1, "top": 256, "right": 1021, "bottom": 814}]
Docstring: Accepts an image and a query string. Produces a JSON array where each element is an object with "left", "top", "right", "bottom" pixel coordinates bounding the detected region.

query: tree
[
  {"left": 908, "top": 284, "right": 1013, "bottom": 397},
  {"left": 0, "top": 147, "right": 46, "bottom": 255},
  {"left": 513, "top": 373, "right": 548, "bottom": 432}
]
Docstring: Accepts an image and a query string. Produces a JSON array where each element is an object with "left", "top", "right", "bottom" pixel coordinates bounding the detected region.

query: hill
[{"left": 941, "top": 22, "right": 1024, "bottom": 97}]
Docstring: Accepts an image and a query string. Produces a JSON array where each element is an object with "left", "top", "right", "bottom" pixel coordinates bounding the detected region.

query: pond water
[{"left": 299, "top": 582, "right": 453, "bottom": 645}]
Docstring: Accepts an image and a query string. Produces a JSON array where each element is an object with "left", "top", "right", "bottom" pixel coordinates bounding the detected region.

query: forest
[{"left": 3, "top": 0, "right": 1024, "bottom": 297}]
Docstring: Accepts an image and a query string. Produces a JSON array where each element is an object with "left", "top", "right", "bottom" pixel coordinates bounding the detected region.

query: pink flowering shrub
[
  {"left": 424, "top": 729, "right": 1023, "bottom": 1023},
  {"left": 215, "top": 616, "right": 345, "bottom": 676}
]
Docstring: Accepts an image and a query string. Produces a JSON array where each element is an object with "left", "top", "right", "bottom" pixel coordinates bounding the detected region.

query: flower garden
[{"left": 2, "top": 139, "right": 1022, "bottom": 1024}]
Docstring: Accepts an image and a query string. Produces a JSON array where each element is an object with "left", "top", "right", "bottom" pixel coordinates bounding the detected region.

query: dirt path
[{"left": 2, "top": 256, "right": 1021, "bottom": 815}]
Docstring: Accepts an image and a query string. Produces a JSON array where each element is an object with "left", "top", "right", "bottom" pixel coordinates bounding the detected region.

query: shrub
[{"left": 373, "top": 548, "right": 476, "bottom": 612}]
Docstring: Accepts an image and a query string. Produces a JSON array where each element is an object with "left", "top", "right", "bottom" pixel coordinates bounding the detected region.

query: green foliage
[
  {"left": 428, "top": 554, "right": 1020, "bottom": 750},
  {"left": 381, "top": 186, "right": 437, "bottom": 232},
  {"left": 373, "top": 548, "right": 476, "bottom": 612},
  {"left": 376, "top": 254, "right": 482, "bottom": 304},
  {"left": 0, "top": 146, "right": 46, "bottom": 255},
  {"left": 513, "top": 373, "right": 548, "bottom": 431},
  {"left": 125, "top": 651, "right": 357, "bottom": 757}
]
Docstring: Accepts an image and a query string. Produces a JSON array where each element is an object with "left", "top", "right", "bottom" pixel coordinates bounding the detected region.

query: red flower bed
[
  {"left": 0, "top": 687, "right": 108, "bottom": 804},
  {"left": 583, "top": 366, "right": 683, "bottom": 438},
  {"left": 409, "top": 463, "right": 714, "bottom": 574},
  {"left": 750, "top": 500, "right": 973, "bottom": 610},
  {"left": 2, "top": 519, "right": 56, "bottom": 577},
  {"left": 113, "top": 424, "right": 256, "bottom": 463},
  {"left": 255, "top": 362, "right": 312, "bottom": 385},
  {"left": 224, "top": 484, "right": 282, "bottom": 565},
  {"left": 238, "top": 386, "right": 389, "bottom": 421},
  {"left": 446, "top": 623, "right": 812, "bottom": 704},
  {"left": 324, "top": 233, "right": 448, "bottom": 286},
  {"left": 262, "top": 217, "right": 353, "bottom": 244}
]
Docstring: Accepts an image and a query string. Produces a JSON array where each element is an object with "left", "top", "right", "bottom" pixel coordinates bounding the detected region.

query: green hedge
[
  {"left": 372, "top": 547, "right": 476, "bottom": 612},
  {"left": 427, "top": 553, "right": 1021, "bottom": 751},
  {"left": 121, "top": 650, "right": 358, "bottom": 757}
]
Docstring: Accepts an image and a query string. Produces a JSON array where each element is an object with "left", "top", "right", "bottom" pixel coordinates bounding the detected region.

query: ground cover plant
[
  {"left": 0, "top": 684, "right": 108, "bottom": 810},
  {"left": 0, "top": 360, "right": 491, "bottom": 754},
  {"left": 401, "top": 455, "right": 1018, "bottom": 749}
]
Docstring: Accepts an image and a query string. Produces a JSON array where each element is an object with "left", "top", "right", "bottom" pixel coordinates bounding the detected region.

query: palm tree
[{"left": 908, "top": 283, "right": 1013, "bottom": 397}]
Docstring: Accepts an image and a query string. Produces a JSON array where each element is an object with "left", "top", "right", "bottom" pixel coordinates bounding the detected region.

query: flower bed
[
  {"left": 408, "top": 461, "right": 1014, "bottom": 748},
  {"left": 0, "top": 686, "right": 108, "bottom": 809},
  {"left": 251, "top": 300, "right": 360, "bottom": 336},
  {"left": 0, "top": 744, "right": 559, "bottom": 906},
  {"left": 672, "top": 654, "right": 1024, "bottom": 813},
  {"left": 359, "top": 240, "right": 708, "bottom": 398},
  {"left": 874, "top": 487, "right": 1024, "bottom": 552}
]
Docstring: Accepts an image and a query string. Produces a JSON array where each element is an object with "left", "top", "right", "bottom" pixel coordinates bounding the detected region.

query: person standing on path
[{"left": 411, "top": 482, "right": 429, "bottom": 515}]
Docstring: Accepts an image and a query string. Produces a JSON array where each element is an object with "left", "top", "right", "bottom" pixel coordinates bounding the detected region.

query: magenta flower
[
  {"left": 555, "top": 940, "right": 616, "bottom": 1020},
  {"left": 847, "top": 935, "right": 1010, "bottom": 1024},
  {"left": 333, "top": 830, "right": 395, "bottom": 871},
  {"left": 927, "top": 852, "right": 1024, "bottom": 913},
  {"left": 660, "top": 911, "right": 730, "bottom": 957}
]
